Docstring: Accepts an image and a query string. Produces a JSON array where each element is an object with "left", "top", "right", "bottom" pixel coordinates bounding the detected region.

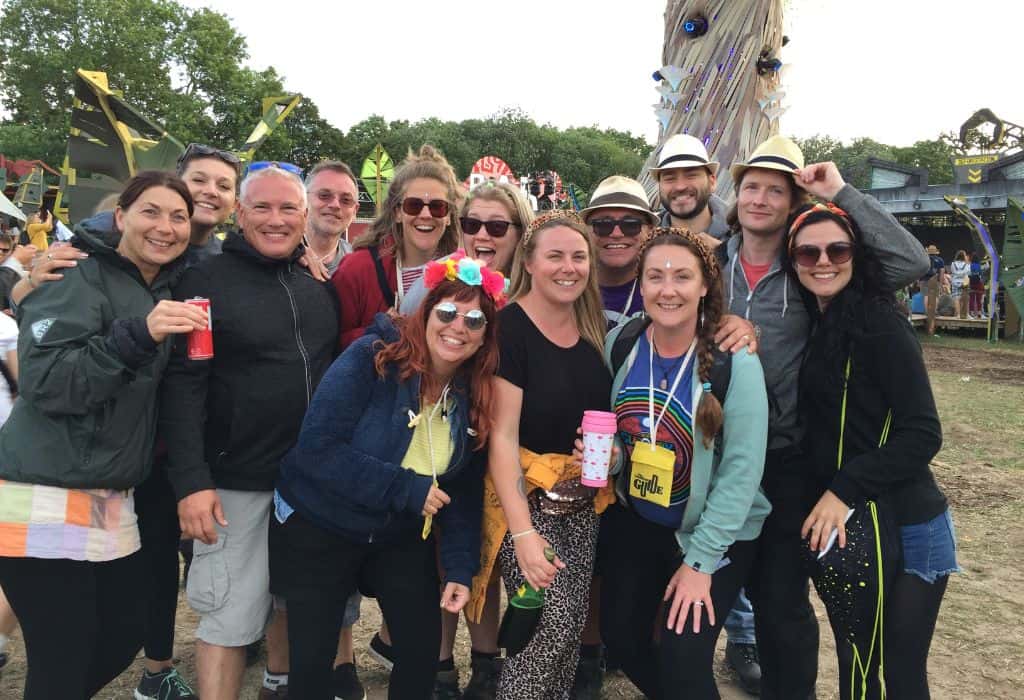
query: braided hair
[{"left": 637, "top": 227, "right": 724, "bottom": 447}]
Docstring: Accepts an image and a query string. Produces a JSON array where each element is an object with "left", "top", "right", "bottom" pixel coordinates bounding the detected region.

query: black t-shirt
[{"left": 497, "top": 303, "right": 612, "bottom": 455}]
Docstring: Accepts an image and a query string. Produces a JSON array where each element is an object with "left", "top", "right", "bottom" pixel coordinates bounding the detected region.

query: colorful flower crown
[{"left": 423, "top": 250, "right": 509, "bottom": 308}]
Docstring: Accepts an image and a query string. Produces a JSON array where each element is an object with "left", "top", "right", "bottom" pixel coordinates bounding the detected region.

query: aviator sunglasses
[
  {"left": 589, "top": 217, "right": 645, "bottom": 237},
  {"left": 791, "top": 241, "right": 856, "bottom": 268},
  {"left": 459, "top": 217, "right": 515, "bottom": 237},
  {"left": 402, "top": 197, "right": 450, "bottom": 218},
  {"left": 434, "top": 301, "right": 487, "bottom": 331}
]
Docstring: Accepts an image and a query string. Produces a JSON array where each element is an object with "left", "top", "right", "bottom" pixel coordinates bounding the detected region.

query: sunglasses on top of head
[
  {"left": 459, "top": 217, "right": 516, "bottom": 237},
  {"left": 178, "top": 143, "right": 242, "bottom": 174},
  {"left": 434, "top": 301, "right": 487, "bottom": 331},
  {"left": 589, "top": 217, "right": 645, "bottom": 237},
  {"left": 247, "top": 161, "right": 304, "bottom": 177},
  {"left": 402, "top": 197, "right": 450, "bottom": 218},
  {"left": 791, "top": 241, "right": 856, "bottom": 268}
]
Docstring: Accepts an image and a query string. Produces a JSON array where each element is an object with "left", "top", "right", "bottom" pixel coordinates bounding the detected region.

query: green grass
[
  {"left": 930, "top": 369, "right": 1024, "bottom": 471},
  {"left": 919, "top": 331, "right": 1024, "bottom": 354}
]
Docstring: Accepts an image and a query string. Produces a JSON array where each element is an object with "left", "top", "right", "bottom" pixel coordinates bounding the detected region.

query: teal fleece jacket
[{"left": 605, "top": 326, "right": 772, "bottom": 572}]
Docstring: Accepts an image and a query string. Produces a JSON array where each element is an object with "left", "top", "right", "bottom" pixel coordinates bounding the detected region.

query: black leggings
[
  {"left": 0, "top": 552, "right": 145, "bottom": 699},
  {"left": 830, "top": 572, "right": 949, "bottom": 700},
  {"left": 134, "top": 458, "right": 181, "bottom": 661},
  {"left": 598, "top": 503, "right": 757, "bottom": 700},
  {"left": 269, "top": 512, "right": 440, "bottom": 699}
]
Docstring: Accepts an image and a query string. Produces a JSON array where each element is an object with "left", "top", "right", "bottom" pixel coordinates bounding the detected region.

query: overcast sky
[{"left": 182, "top": 0, "right": 1022, "bottom": 148}]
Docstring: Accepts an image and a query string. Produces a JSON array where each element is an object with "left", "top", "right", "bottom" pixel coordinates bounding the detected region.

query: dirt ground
[{"left": 1, "top": 337, "right": 1022, "bottom": 699}]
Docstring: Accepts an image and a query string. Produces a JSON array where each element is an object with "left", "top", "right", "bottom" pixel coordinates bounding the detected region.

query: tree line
[{"left": 0, "top": 0, "right": 958, "bottom": 196}]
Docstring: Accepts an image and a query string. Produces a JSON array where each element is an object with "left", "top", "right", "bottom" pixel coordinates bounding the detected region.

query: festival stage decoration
[
  {"left": 944, "top": 195, "right": 1002, "bottom": 342},
  {"left": 467, "top": 156, "right": 515, "bottom": 190},
  {"left": 53, "top": 69, "right": 301, "bottom": 225},
  {"left": 361, "top": 144, "right": 395, "bottom": 216},
  {"left": 1003, "top": 197, "right": 1024, "bottom": 331},
  {"left": 640, "top": 0, "right": 786, "bottom": 198},
  {"left": 13, "top": 167, "right": 48, "bottom": 214}
]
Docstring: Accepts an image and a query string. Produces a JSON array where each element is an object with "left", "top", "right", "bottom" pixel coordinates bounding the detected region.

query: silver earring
[{"left": 699, "top": 298, "right": 705, "bottom": 330}]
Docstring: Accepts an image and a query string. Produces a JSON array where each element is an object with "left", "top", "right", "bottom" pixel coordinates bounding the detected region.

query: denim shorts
[{"left": 900, "top": 508, "right": 961, "bottom": 584}]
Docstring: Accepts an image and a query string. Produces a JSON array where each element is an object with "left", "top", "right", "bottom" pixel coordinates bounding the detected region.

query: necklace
[{"left": 650, "top": 335, "right": 688, "bottom": 391}]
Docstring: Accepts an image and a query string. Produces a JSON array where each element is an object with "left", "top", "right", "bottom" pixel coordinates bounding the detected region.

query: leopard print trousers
[{"left": 496, "top": 504, "right": 599, "bottom": 699}]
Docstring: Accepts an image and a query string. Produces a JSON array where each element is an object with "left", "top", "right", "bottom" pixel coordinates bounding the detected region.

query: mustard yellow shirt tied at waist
[{"left": 466, "top": 446, "right": 615, "bottom": 623}]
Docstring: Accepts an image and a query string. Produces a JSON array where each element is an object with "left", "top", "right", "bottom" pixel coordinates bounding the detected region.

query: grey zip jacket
[{"left": 719, "top": 184, "right": 928, "bottom": 451}]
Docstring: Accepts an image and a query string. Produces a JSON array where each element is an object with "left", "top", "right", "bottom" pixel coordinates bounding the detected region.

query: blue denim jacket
[{"left": 276, "top": 314, "right": 484, "bottom": 586}]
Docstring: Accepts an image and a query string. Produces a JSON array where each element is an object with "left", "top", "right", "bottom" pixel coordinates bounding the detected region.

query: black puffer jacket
[{"left": 160, "top": 232, "right": 340, "bottom": 500}]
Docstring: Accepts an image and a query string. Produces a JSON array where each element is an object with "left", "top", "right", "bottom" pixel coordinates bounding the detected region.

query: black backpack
[{"left": 610, "top": 316, "right": 731, "bottom": 409}]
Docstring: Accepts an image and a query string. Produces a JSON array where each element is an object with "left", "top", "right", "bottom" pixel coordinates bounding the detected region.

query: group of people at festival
[
  {"left": 0, "top": 130, "right": 959, "bottom": 700},
  {"left": 918, "top": 245, "right": 993, "bottom": 335}
]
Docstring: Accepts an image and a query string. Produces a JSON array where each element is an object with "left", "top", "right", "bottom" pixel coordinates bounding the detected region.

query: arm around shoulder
[{"left": 833, "top": 184, "right": 929, "bottom": 288}]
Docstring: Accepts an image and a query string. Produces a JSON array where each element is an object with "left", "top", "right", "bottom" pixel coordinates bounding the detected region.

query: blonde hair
[
  {"left": 461, "top": 183, "right": 534, "bottom": 272},
  {"left": 509, "top": 211, "right": 606, "bottom": 355},
  {"left": 353, "top": 144, "right": 463, "bottom": 259}
]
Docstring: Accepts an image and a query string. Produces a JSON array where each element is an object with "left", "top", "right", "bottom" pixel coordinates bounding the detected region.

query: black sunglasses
[
  {"left": 590, "top": 217, "right": 645, "bottom": 237},
  {"left": 434, "top": 301, "right": 487, "bottom": 331},
  {"left": 177, "top": 143, "right": 242, "bottom": 175},
  {"left": 792, "top": 241, "right": 856, "bottom": 268},
  {"left": 460, "top": 217, "right": 515, "bottom": 237},
  {"left": 402, "top": 197, "right": 450, "bottom": 218}
]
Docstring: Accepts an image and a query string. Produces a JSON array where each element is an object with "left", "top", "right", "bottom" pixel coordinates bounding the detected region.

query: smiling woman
[
  {"left": 334, "top": 145, "right": 463, "bottom": 349},
  {"left": 270, "top": 261, "right": 503, "bottom": 698},
  {"left": 0, "top": 171, "right": 206, "bottom": 699}
]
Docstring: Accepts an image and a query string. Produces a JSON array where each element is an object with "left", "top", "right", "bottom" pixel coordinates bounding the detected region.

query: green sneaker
[{"left": 133, "top": 668, "right": 198, "bottom": 700}]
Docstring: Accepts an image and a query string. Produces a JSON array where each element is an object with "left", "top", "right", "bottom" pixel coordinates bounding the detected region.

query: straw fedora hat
[
  {"left": 649, "top": 134, "right": 719, "bottom": 176},
  {"left": 579, "top": 175, "right": 658, "bottom": 225},
  {"left": 729, "top": 135, "right": 805, "bottom": 183},
  {"left": 926, "top": 245, "right": 940, "bottom": 254}
]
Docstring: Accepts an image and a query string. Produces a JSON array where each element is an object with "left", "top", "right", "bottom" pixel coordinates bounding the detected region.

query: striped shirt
[{"left": 0, "top": 481, "right": 140, "bottom": 562}]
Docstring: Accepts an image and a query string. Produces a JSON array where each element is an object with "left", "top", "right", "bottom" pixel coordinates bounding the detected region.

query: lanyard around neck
[{"left": 647, "top": 332, "right": 697, "bottom": 447}]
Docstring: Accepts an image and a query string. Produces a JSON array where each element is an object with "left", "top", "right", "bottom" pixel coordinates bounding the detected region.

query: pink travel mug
[{"left": 580, "top": 410, "right": 618, "bottom": 487}]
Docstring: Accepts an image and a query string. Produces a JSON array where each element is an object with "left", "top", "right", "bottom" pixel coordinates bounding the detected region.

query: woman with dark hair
[
  {"left": 598, "top": 228, "right": 770, "bottom": 699},
  {"left": 334, "top": 144, "right": 463, "bottom": 348},
  {"left": 270, "top": 254, "right": 504, "bottom": 699},
  {"left": 0, "top": 171, "right": 206, "bottom": 699},
  {"left": 788, "top": 202, "right": 956, "bottom": 699}
]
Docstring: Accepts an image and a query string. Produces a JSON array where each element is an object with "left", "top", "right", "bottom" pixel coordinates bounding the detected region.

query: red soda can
[{"left": 185, "top": 297, "right": 213, "bottom": 360}]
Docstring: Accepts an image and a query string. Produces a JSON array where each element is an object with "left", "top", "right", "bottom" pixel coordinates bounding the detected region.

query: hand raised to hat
[{"left": 794, "top": 161, "right": 846, "bottom": 201}]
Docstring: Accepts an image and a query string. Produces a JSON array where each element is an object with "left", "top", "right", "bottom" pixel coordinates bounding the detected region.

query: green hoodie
[
  {"left": 605, "top": 325, "right": 773, "bottom": 572},
  {"left": 0, "top": 216, "right": 183, "bottom": 490}
]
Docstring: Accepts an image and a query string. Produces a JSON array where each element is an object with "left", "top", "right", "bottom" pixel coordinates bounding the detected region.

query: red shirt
[{"left": 740, "top": 257, "right": 772, "bottom": 290}]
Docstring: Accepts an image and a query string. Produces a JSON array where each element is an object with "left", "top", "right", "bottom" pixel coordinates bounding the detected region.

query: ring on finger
[{"left": 694, "top": 600, "right": 704, "bottom": 607}]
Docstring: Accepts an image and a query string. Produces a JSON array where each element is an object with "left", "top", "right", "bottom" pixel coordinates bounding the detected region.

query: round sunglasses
[
  {"left": 459, "top": 217, "right": 516, "bottom": 237},
  {"left": 402, "top": 197, "right": 450, "bottom": 218},
  {"left": 791, "top": 241, "right": 856, "bottom": 268},
  {"left": 590, "top": 217, "right": 645, "bottom": 237},
  {"left": 434, "top": 301, "right": 487, "bottom": 331}
]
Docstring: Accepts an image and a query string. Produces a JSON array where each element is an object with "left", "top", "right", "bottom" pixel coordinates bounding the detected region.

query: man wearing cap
[
  {"left": 652, "top": 134, "right": 731, "bottom": 246},
  {"left": 921, "top": 244, "right": 946, "bottom": 336},
  {"left": 722, "top": 135, "right": 929, "bottom": 700},
  {"left": 580, "top": 175, "right": 660, "bottom": 328}
]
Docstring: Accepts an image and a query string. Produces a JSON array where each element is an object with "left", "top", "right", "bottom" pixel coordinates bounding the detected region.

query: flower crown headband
[
  {"left": 423, "top": 249, "right": 509, "bottom": 308},
  {"left": 636, "top": 226, "right": 720, "bottom": 283}
]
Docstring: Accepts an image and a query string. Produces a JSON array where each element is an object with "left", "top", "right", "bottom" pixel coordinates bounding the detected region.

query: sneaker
[
  {"left": 461, "top": 656, "right": 503, "bottom": 700},
  {"left": 133, "top": 668, "right": 198, "bottom": 700},
  {"left": 571, "top": 656, "right": 603, "bottom": 700},
  {"left": 367, "top": 632, "right": 395, "bottom": 671},
  {"left": 257, "top": 684, "right": 289, "bottom": 700},
  {"left": 725, "top": 641, "right": 761, "bottom": 696},
  {"left": 432, "top": 667, "right": 460, "bottom": 700}
]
